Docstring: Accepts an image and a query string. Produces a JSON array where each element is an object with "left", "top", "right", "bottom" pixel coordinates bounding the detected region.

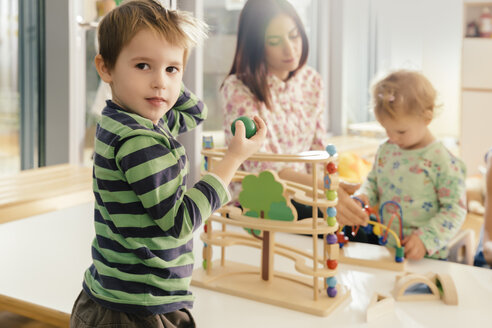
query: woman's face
[{"left": 264, "top": 14, "right": 302, "bottom": 81}]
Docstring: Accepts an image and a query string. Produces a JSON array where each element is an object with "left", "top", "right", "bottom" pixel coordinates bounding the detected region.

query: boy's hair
[
  {"left": 98, "top": 0, "right": 207, "bottom": 70},
  {"left": 372, "top": 70, "right": 437, "bottom": 120}
]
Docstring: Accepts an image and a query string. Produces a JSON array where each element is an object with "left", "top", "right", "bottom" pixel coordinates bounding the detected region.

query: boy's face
[{"left": 99, "top": 29, "right": 184, "bottom": 124}]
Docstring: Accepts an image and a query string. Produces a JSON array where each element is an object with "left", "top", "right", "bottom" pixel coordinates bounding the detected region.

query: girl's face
[
  {"left": 264, "top": 14, "right": 302, "bottom": 81},
  {"left": 377, "top": 111, "right": 433, "bottom": 150}
]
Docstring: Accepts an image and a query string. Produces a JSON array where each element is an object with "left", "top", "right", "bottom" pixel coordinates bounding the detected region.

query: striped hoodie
[{"left": 82, "top": 85, "right": 230, "bottom": 315}]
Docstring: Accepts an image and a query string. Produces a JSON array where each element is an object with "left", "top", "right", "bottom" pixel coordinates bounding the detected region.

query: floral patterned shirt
[
  {"left": 222, "top": 65, "right": 327, "bottom": 175},
  {"left": 357, "top": 140, "right": 467, "bottom": 259}
]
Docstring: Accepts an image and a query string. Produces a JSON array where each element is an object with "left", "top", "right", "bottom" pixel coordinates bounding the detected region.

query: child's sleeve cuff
[{"left": 202, "top": 173, "right": 232, "bottom": 207}]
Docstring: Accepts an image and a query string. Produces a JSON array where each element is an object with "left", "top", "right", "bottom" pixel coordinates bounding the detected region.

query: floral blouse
[
  {"left": 222, "top": 65, "right": 327, "bottom": 175},
  {"left": 357, "top": 140, "right": 467, "bottom": 259}
]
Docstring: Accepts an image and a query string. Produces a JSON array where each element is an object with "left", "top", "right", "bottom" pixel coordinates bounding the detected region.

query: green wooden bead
[
  {"left": 327, "top": 216, "right": 337, "bottom": 226},
  {"left": 325, "top": 190, "right": 338, "bottom": 201}
]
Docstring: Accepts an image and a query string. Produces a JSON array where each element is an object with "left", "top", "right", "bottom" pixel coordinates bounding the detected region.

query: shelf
[{"left": 464, "top": 36, "right": 492, "bottom": 41}]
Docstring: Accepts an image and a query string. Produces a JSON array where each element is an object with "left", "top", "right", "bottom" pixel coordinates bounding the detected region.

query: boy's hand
[
  {"left": 402, "top": 233, "right": 427, "bottom": 260},
  {"left": 336, "top": 183, "right": 369, "bottom": 226},
  {"left": 210, "top": 116, "right": 266, "bottom": 187},
  {"left": 226, "top": 115, "right": 267, "bottom": 162}
]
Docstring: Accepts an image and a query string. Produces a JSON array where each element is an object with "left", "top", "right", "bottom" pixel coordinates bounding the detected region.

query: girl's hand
[
  {"left": 226, "top": 115, "right": 267, "bottom": 163},
  {"left": 402, "top": 233, "right": 427, "bottom": 260}
]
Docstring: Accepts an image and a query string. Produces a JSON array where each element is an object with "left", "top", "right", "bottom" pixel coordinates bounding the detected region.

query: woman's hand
[{"left": 335, "top": 182, "right": 369, "bottom": 226}]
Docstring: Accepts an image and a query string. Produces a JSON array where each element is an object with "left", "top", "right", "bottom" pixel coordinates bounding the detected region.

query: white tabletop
[{"left": 0, "top": 202, "right": 491, "bottom": 327}]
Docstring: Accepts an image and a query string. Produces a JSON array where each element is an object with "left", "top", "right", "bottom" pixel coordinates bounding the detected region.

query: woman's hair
[
  {"left": 98, "top": 0, "right": 207, "bottom": 71},
  {"left": 225, "top": 0, "right": 309, "bottom": 109},
  {"left": 372, "top": 70, "right": 438, "bottom": 120}
]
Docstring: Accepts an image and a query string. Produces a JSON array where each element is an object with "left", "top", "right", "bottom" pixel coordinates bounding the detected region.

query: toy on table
[
  {"left": 337, "top": 199, "right": 407, "bottom": 271},
  {"left": 202, "top": 136, "right": 214, "bottom": 171},
  {"left": 394, "top": 272, "right": 458, "bottom": 305},
  {"left": 193, "top": 144, "right": 350, "bottom": 316},
  {"left": 231, "top": 116, "right": 257, "bottom": 139},
  {"left": 366, "top": 292, "right": 395, "bottom": 323}
]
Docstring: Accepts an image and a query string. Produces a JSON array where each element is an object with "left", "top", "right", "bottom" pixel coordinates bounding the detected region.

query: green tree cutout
[
  {"left": 239, "top": 171, "right": 294, "bottom": 221},
  {"left": 238, "top": 170, "right": 295, "bottom": 280}
]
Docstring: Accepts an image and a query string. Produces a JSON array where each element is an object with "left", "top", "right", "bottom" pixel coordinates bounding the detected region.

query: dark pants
[
  {"left": 70, "top": 290, "right": 196, "bottom": 328},
  {"left": 343, "top": 226, "right": 380, "bottom": 245}
]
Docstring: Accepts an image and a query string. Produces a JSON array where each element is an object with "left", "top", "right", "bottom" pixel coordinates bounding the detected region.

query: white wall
[{"left": 340, "top": 0, "right": 463, "bottom": 139}]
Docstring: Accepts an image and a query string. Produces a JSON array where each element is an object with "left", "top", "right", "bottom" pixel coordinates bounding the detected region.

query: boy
[{"left": 70, "top": 1, "right": 266, "bottom": 327}]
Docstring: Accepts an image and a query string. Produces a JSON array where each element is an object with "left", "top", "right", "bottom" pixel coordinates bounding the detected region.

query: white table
[{"left": 0, "top": 202, "right": 491, "bottom": 327}]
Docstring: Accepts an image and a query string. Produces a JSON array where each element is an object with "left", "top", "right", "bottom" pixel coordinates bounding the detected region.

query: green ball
[{"left": 231, "top": 116, "right": 257, "bottom": 139}]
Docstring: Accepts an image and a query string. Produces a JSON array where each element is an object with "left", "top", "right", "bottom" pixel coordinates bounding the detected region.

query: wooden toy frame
[
  {"left": 192, "top": 147, "right": 350, "bottom": 316},
  {"left": 338, "top": 200, "right": 408, "bottom": 271}
]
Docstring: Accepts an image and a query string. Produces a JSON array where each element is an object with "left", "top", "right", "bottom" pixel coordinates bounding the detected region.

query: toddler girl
[{"left": 355, "top": 70, "right": 466, "bottom": 260}]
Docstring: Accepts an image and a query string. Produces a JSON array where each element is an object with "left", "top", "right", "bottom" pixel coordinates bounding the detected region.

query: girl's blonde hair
[
  {"left": 372, "top": 70, "right": 437, "bottom": 120},
  {"left": 98, "top": 0, "right": 208, "bottom": 71}
]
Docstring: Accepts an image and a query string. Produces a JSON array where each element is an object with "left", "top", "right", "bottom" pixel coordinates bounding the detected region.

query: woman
[{"left": 221, "top": 0, "right": 367, "bottom": 226}]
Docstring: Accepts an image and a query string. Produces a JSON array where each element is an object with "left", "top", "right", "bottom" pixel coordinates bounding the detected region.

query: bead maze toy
[
  {"left": 191, "top": 143, "right": 350, "bottom": 316},
  {"left": 337, "top": 199, "right": 407, "bottom": 271}
]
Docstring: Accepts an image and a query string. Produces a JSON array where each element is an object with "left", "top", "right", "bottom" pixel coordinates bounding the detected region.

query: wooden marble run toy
[
  {"left": 337, "top": 199, "right": 407, "bottom": 271},
  {"left": 393, "top": 272, "right": 458, "bottom": 305},
  {"left": 192, "top": 143, "right": 350, "bottom": 316}
]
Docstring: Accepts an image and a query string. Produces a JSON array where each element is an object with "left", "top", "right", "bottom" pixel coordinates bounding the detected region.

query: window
[
  {"left": 0, "top": 1, "right": 20, "bottom": 176},
  {"left": 1, "top": 0, "right": 44, "bottom": 176}
]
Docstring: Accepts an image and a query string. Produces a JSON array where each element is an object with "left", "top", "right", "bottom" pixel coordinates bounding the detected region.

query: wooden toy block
[
  {"left": 366, "top": 292, "right": 395, "bottom": 322},
  {"left": 326, "top": 243, "right": 339, "bottom": 259},
  {"left": 436, "top": 273, "right": 458, "bottom": 305},
  {"left": 394, "top": 271, "right": 458, "bottom": 305},
  {"left": 394, "top": 272, "right": 440, "bottom": 301}
]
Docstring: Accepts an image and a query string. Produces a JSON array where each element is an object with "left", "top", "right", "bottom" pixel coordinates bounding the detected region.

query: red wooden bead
[
  {"left": 326, "top": 259, "right": 338, "bottom": 270},
  {"left": 326, "top": 162, "right": 337, "bottom": 174},
  {"left": 204, "top": 224, "right": 208, "bottom": 233}
]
